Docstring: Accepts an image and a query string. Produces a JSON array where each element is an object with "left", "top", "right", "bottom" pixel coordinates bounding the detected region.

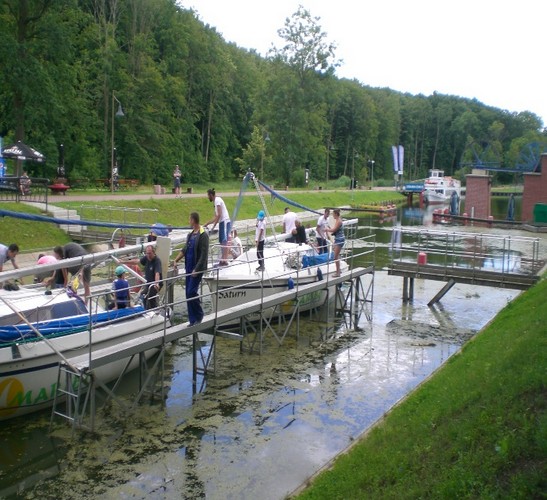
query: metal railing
[
  {"left": 389, "top": 228, "right": 543, "bottom": 278},
  {"left": 78, "top": 205, "right": 159, "bottom": 225},
  {"left": 0, "top": 176, "right": 50, "bottom": 205}
]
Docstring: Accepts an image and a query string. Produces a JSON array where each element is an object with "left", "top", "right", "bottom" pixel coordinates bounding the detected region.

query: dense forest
[{"left": 0, "top": 0, "right": 545, "bottom": 187}]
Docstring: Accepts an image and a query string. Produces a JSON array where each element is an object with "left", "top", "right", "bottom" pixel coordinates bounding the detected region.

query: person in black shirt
[{"left": 293, "top": 219, "right": 308, "bottom": 245}]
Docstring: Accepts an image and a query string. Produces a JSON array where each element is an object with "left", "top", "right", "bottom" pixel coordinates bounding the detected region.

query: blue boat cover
[
  {"left": 302, "top": 252, "right": 334, "bottom": 269},
  {"left": 0, "top": 305, "right": 145, "bottom": 343}
]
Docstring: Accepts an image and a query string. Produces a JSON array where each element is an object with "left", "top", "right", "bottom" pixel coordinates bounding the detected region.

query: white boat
[
  {"left": 205, "top": 240, "right": 348, "bottom": 324},
  {"left": 204, "top": 173, "right": 356, "bottom": 325},
  {"left": 0, "top": 237, "right": 183, "bottom": 420},
  {"left": 423, "top": 169, "right": 461, "bottom": 205}
]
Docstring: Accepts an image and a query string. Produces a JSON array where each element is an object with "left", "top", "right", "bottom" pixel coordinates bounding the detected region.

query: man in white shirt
[
  {"left": 316, "top": 208, "right": 330, "bottom": 254},
  {"left": 204, "top": 188, "right": 231, "bottom": 265},
  {"left": 282, "top": 207, "right": 297, "bottom": 243},
  {"left": 0, "top": 243, "right": 20, "bottom": 272}
]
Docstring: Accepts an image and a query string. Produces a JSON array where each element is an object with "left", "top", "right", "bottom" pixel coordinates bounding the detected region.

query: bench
[
  {"left": 70, "top": 178, "right": 91, "bottom": 190},
  {"left": 49, "top": 184, "right": 70, "bottom": 195},
  {"left": 94, "top": 178, "right": 110, "bottom": 190},
  {"left": 118, "top": 179, "right": 140, "bottom": 190}
]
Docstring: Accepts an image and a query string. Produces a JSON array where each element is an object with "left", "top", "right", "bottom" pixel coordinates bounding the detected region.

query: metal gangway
[
  {"left": 46, "top": 231, "right": 375, "bottom": 432},
  {"left": 387, "top": 228, "right": 544, "bottom": 305}
]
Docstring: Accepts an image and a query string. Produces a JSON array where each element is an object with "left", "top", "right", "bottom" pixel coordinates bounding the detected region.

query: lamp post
[
  {"left": 370, "top": 159, "right": 375, "bottom": 190},
  {"left": 326, "top": 140, "right": 334, "bottom": 186},
  {"left": 260, "top": 132, "right": 270, "bottom": 181},
  {"left": 351, "top": 149, "right": 359, "bottom": 190},
  {"left": 111, "top": 92, "right": 124, "bottom": 193}
]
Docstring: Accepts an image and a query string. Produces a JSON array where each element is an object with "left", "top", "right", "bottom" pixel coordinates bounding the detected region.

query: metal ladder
[{"left": 50, "top": 361, "right": 94, "bottom": 431}]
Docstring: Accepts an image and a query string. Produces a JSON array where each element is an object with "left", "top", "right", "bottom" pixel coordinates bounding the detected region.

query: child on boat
[{"left": 110, "top": 265, "right": 132, "bottom": 309}]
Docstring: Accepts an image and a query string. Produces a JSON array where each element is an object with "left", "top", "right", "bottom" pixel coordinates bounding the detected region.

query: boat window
[
  {"left": 0, "top": 299, "right": 88, "bottom": 326},
  {"left": 50, "top": 300, "right": 88, "bottom": 319}
]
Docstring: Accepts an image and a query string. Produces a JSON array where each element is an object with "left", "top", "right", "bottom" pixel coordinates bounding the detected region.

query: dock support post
[
  {"left": 402, "top": 277, "right": 414, "bottom": 302},
  {"left": 428, "top": 279, "right": 456, "bottom": 306}
]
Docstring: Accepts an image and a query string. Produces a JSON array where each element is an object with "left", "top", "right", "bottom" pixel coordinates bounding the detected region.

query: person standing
[
  {"left": 173, "top": 165, "right": 182, "bottom": 197},
  {"left": 0, "top": 243, "right": 20, "bottom": 273},
  {"left": 282, "top": 207, "right": 297, "bottom": 243},
  {"left": 316, "top": 208, "right": 331, "bottom": 254},
  {"left": 204, "top": 188, "right": 231, "bottom": 265},
  {"left": 139, "top": 245, "right": 163, "bottom": 310},
  {"left": 255, "top": 210, "right": 266, "bottom": 272},
  {"left": 53, "top": 243, "right": 91, "bottom": 297},
  {"left": 111, "top": 266, "right": 132, "bottom": 309},
  {"left": 325, "top": 208, "right": 345, "bottom": 277},
  {"left": 174, "top": 212, "right": 209, "bottom": 326},
  {"left": 229, "top": 229, "right": 243, "bottom": 259}
]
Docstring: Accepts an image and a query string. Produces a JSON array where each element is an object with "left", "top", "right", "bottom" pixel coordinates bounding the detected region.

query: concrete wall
[
  {"left": 522, "top": 153, "right": 547, "bottom": 222},
  {"left": 464, "top": 173, "right": 491, "bottom": 219}
]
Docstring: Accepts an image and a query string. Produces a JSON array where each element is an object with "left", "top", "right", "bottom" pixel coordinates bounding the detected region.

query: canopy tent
[
  {"left": 1, "top": 140, "right": 46, "bottom": 176},
  {"left": 2, "top": 141, "right": 46, "bottom": 163}
]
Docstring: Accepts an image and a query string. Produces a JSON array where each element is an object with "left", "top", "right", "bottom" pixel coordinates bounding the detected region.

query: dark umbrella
[
  {"left": 1, "top": 140, "right": 46, "bottom": 163},
  {"left": 506, "top": 194, "right": 515, "bottom": 221},
  {"left": 449, "top": 190, "right": 460, "bottom": 216}
]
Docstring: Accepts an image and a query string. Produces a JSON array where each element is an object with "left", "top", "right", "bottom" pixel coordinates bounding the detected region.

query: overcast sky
[{"left": 186, "top": 0, "right": 546, "bottom": 127}]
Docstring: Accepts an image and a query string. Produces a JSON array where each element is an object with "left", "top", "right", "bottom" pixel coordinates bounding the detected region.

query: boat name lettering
[
  {"left": 219, "top": 290, "right": 247, "bottom": 299},
  {"left": 0, "top": 377, "right": 82, "bottom": 415}
]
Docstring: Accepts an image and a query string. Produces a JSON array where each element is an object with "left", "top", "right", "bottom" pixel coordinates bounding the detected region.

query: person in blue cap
[
  {"left": 111, "top": 265, "right": 131, "bottom": 309},
  {"left": 255, "top": 210, "right": 266, "bottom": 272}
]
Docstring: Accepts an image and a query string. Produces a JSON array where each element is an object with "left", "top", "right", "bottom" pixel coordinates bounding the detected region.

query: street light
[
  {"left": 351, "top": 149, "right": 359, "bottom": 190},
  {"left": 260, "top": 132, "right": 270, "bottom": 181},
  {"left": 326, "top": 140, "right": 334, "bottom": 186},
  {"left": 370, "top": 159, "right": 375, "bottom": 190},
  {"left": 111, "top": 92, "right": 124, "bottom": 193}
]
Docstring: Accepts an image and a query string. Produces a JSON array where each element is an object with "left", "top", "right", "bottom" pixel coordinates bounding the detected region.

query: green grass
[
  {"left": 1, "top": 189, "right": 398, "bottom": 250},
  {"left": 296, "top": 277, "right": 547, "bottom": 499},
  {"left": 54, "top": 189, "right": 399, "bottom": 228},
  {"left": 0, "top": 203, "right": 72, "bottom": 252}
]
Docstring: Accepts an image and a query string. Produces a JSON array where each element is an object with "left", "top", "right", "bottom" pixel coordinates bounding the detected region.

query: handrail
[{"left": 389, "top": 228, "right": 542, "bottom": 277}]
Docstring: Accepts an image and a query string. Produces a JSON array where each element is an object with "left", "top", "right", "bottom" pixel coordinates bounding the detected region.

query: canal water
[{"left": 1, "top": 197, "right": 544, "bottom": 499}]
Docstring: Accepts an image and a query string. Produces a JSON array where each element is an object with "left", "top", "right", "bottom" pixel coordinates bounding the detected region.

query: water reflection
[{"left": 1, "top": 195, "right": 544, "bottom": 499}]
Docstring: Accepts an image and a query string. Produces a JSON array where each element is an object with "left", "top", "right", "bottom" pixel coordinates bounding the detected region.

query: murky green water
[{"left": 1, "top": 198, "right": 544, "bottom": 500}]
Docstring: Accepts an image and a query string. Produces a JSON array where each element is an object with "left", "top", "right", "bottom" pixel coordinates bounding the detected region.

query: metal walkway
[
  {"left": 50, "top": 266, "right": 374, "bottom": 431},
  {"left": 387, "top": 228, "right": 543, "bottom": 305}
]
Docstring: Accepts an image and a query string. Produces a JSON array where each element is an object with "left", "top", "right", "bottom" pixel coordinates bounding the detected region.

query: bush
[
  {"left": 291, "top": 169, "right": 307, "bottom": 188},
  {"left": 332, "top": 175, "right": 351, "bottom": 188}
]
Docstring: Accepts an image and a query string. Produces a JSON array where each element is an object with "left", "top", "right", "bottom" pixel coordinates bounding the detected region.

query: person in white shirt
[
  {"left": 0, "top": 244, "right": 21, "bottom": 281},
  {"left": 229, "top": 229, "right": 243, "bottom": 259},
  {"left": 255, "top": 210, "right": 266, "bottom": 272},
  {"left": 316, "top": 208, "right": 330, "bottom": 254},
  {"left": 282, "top": 207, "right": 297, "bottom": 243},
  {"left": 204, "top": 188, "right": 231, "bottom": 265}
]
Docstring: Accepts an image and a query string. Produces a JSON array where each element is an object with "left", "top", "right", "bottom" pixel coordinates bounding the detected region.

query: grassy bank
[
  {"left": 296, "top": 277, "right": 546, "bottom": 499},
  {"left": 57, "top": 188, "right": 399, "bottom": 225},
  {"left": 0, "top": 203, "right": 72, "bottom": 252},
  {"left": 2, "top": 189, "right": 398, "bottom": 250}
]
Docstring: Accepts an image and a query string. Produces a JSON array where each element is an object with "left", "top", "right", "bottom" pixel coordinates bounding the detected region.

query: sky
[{"left": 185, "top": 0, "right": 546, "bottom": 127}]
